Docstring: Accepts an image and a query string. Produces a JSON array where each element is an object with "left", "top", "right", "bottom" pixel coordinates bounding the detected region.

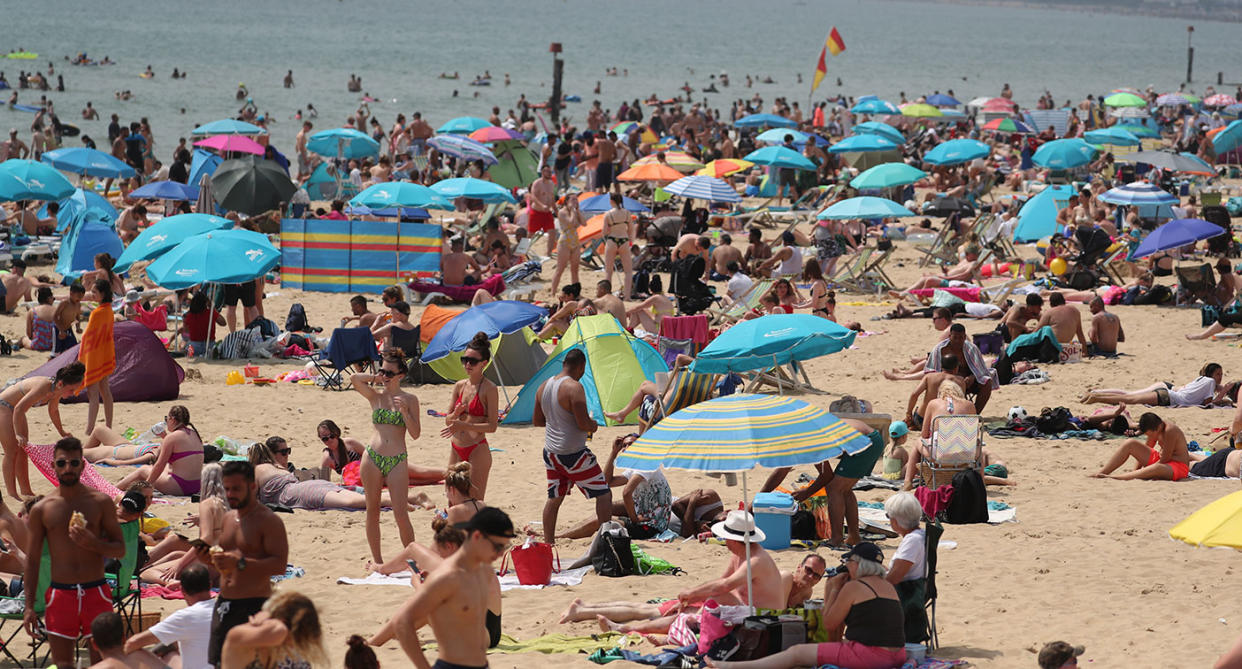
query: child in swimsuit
[
  {"left": 352, "top": 349, "right": 421, "bottom": 565},
  {"left": 442, "top": 333, "right": 499, "bottom": 500}
]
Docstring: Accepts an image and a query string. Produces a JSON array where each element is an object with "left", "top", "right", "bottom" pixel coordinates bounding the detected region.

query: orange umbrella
[
  {"left": 634, "top": 151, "right": 704, "bottom": 172},
  {"left": 617, "top": 163, "right": 683, "bottom": 182},
  {"left": 579, "top": 213, "right": 606, "bottom": 242},
  {"left": 696, "top": 159, "right": 754, "bottom": 178}
]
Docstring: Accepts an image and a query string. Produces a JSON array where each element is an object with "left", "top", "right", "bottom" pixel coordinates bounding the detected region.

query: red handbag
[{"left": 500, "top": 540, "right": 559, "bottom": 586}]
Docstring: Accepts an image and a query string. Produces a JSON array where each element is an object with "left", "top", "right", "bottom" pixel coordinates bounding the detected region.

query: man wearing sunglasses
[
  {"left": 23, "top": 437, "right": 126, "bottom": 668},
  {"left": 782, "top": 553, "right": 828, "bottom": 609},
  {"left": 391, "top": 506, "right": 514, "bottom": 669}
]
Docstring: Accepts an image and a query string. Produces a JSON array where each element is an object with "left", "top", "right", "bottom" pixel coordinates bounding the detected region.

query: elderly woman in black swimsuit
[{"left": 0, "top": 362, "right": 85, "bottom": 498}]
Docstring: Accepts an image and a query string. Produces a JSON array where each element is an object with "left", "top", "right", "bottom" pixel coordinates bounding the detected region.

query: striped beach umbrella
[
  {"left": 664, "top": 175, "right": 741, "bottom": 203},
  {"left": 614, "top": 393, "right": 872, "bottom": 474},
  {"left": 1099, "top": 182, "right": 1178, "bottom": 207},
  {"left": 981, "top": 118, "right": 1034, "bottom": 134},
  {"left": 633, "top": 151, "right": 704, "bottom": 172},
  {"left": 617, "top": 162, "right": 686, "bottom": 182},
  {"left": 427, "top": 135, "right": 498, "bottom": 165},
  {"left": 1156, "top": 93, "right": 1191, "bottom": 107},
  {"left": 696, "top": 159, "right": 753, "bottom": 178}
]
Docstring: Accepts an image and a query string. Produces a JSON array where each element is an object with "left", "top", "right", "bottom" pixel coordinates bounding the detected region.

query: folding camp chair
[
  {"left": 0, "top": 544, "right": 51, "bottom": 668},
  {"left": 308, "top": 327, "right": 381, "bottom": 391},
  {"left": 110, "top": 520, "right": 143, "bottom": 636},
  {"left": 1175, "top": 263, "right": 1217, "bottom": 306},
  {"left": 1101, "top": 245, "right": 1130, "bottom": 285},
  {"left": 389, "top": 325, "right": 426, "bottom": 385},
  {"left": 922, "top": 519, "right": 944, "bottom": 649},
  {"left": 919, "top": 414, "right": 984, "bottom": 489}
]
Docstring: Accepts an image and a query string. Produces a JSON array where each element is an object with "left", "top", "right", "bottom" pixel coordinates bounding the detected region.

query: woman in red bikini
[{"left": 440, "top": 332, "right": 498, "bottom": 500}]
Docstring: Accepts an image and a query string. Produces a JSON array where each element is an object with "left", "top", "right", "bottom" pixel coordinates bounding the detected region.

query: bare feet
[
  {"left": 603, "top": 411, "right": 625, "bottom": 423},
  {"left": 642, "top": 633, "right": 668, "bottom": 646},
  {"left": 1089, "top": 472, "right": 1108, "bottom": 478},
  {"left": 882, "top": 370, "right": 901, "bottom": 381},
  {"left": 1079, "top": 391, "right": 1094, "bottom": 404},
  {"left": 596, "top": 614, "right": 622, "bottom": 632},
  {"left": 410, "top": 492, "right": 436, "bottom": 510},
  {"left": 365, "top": 561, "right": 381, "bottom": 574},
  {"left": 558, "top": 598, "right": 582, "bottom": 624}
]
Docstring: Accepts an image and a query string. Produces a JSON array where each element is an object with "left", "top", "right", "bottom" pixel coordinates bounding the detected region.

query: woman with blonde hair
[
  {"left": 141, "top": 462, "right": 229, "bottom": 586},
  {"left": 221, "top": 590, "right": 327, "bottom": 669}
]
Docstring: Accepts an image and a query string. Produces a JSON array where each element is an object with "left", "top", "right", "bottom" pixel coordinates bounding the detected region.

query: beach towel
[
  {"left": 428, "top": 631, "right": 640, "bottom": 656},
  {"left": 78, "top": 304, "right": 116, "bottom": 387},
  {"left": 336, "top": 571, "right": 416, "bottom": 587},
  {"left": 23, "top": 443, "right": 122, "bottom": 499},
  {"left": 409, "top": 273, "right": 505, "bottom": 303},
  {"left": 337, "top": 565, "right": 593, "bottom": 591},
  {"left": 659, "top": 314, "right": 710, "bottom": 351},
  {"left": 140, "top": 585, "right": 186, "bottom": 600},
  {"left": 909, "top": 286, "right": 981, "bottom": 302}
]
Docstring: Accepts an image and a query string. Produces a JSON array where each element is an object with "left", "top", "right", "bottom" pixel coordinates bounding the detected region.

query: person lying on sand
[
  {"left": 1082, "top": 363, "right": 1229, "bottom": 408},
  {"left": 1092, "top": 413, "right": 1192, "bottom": 481},
  {"left": 889, "top": 247, "right": 984, "bottom": 298}
]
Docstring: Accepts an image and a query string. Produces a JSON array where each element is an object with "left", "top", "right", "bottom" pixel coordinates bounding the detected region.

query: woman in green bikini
[{"left": 352, "top": 349, "right": 421, "bottom": 564}]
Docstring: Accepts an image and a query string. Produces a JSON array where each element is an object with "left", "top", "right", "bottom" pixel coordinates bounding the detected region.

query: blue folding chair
[{"left": 309, "top": 327, "right": 381, "bottom": 391}]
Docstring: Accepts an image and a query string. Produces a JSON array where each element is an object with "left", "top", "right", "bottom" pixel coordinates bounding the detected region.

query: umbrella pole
[
  {"left": 492, "top": 351, "right": 513, "bottom": 407},
  {"left": 207, "top": 282, "right": 218, "bottom": 360},
  {"left": 743, "top": 470, "right": 753, "bottom": 610}
]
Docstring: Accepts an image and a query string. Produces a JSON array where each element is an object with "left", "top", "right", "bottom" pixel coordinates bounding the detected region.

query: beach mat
[{"left": 24, "top": 443, "right": 122, "bottom": 499}]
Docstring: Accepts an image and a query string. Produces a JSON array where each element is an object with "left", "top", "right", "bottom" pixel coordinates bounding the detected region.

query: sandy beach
[{"left": 0, "top": 225, "right": 1235, "bottom": 668}]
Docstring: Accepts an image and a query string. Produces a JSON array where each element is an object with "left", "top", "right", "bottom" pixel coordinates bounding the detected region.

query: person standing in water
[{"left": 352, "top": 349, "right": 421, "bottom": 564}]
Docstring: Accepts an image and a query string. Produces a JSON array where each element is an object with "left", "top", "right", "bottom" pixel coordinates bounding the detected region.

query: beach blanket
[
  {"left": 823, "top": 661, "right": 969, "bottom": 669},
  {"left": 338, "top": 565, "right": 593, "bottom": 591},
  {"left": 336, "top": 571, "right": 414, "bottom": 587},
  {"left": 78, "top": 304, "right": 116, "bottom": 387},
  {"left": 909, "top": 286, "right": 981, "bottom": 302},
  {"left": 858, "top": 500, "right": 1017, "bottom": 525},
  {"left": 24, "top": 443, "right": 122, "bottom": 499},
  {"left": 409, "top": 273, "right": 505, "bottom": 303}
]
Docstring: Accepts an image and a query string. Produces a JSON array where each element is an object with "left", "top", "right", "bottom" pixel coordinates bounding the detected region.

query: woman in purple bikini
[{"left": 117, "top": 405, "right": 204, "bottom": 496}]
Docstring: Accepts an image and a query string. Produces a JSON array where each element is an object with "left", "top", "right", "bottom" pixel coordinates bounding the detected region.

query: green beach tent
[
  {"left": 488, "top": 140, "right": 539, "bottom": 190},
  {"left": 501, "top": 315, "right": 668, "bottom": 426}
]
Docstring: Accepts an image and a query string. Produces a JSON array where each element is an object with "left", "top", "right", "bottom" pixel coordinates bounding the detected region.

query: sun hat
[
  {"left": 711, "top": 509, "right": 766, "bottom": 543},
  {"left": 889, "top": 421, "right": 909, "bottom": 439}
]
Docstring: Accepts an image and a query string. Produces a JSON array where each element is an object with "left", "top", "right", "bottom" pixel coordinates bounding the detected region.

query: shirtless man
[
  {"left": 294, "top": 121, "right": 312, "bottom": 178},
  {"left": 709, "top": 233, "right": 742, "bottom": 281},
  {"left": 24, "top": 437, "right": 125, "bottom": 668},
  {"left": 1093, "top": 413, "right": 1191, "bottom": 481},
  {"left": 1, "top": 129, "right": 29, "bottom": 160},
  {"left": 207, "top": 461, "right": 289, "bottom": 667},
  {"left": 441, "top": 238, "right": 481, "bottom": 287},
  {"left": 2, "top": 259, "right": 35, "bottom": 313},
  {"left": 560, "top": 510, "right": 784, "bottom": 631},
  {"left": 595, "top": 131, "right": 617, "bottom": 192},
  {"left": 903, "top": 354, "right": 965, "bottom": 429},
  {"left": 115, "top": 204, "right": 148, "bottom": 244},
  {"left": 1036, "top": 291, "right": 1088, "bottom": 348},
  {"left": 1087, "top": 296, "right": 1124, "bottom": 357},
  {"left": 592, "top": 280, "right": 626, "bottom": 325},
  {"left": 783, "top": 554, "right": 828, "bottom": 608},
  {"left": 342, "top": 294, "right": 377, "bottom": 329},
  {"left": 743, "top": 228, "right": 772, "bottom": 275},
  {"left": 408, "top": 112, "right": 433, "bottom": 155},
  {"left": 389, "top": 507, "right": 514, "bottom": 669},
  {"left": 88, "top": 612, "right": 164, "bottom": 669},
  {"left": 53, "top": 282, "right": 85, "bottom": 352},
  {"left": 529, "top": 166, "right": 558, "bottom": 257},
  {"left": 1001, "top": 293, "right": 1043, "bottom": 341}
]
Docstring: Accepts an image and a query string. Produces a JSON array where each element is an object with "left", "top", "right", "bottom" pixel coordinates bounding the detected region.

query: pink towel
[
  {"left": 909, "top": 286, "right": 982, "bottom": 302},
  {"left": 659, "top": 314, "right": 710, "bottom": 347},
  {"left": 914, "top": 483, "right": 955, "bottom": 517},
  {"left": 141, "top": 585, "right": 185, "bottom": 600},
  {"left": 24, "top": 443, "right": 124, "bottom": 499},
  {"left": 409, "top": 274, "right": 506, "bottom": 303}
]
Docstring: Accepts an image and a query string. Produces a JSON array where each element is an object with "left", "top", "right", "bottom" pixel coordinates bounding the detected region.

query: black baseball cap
[
  {"left": 841, "top": 541, "right": 884, "bottom": 564},
  {"left": 454, "top": 507, "right": 515, "bottom": 538}
]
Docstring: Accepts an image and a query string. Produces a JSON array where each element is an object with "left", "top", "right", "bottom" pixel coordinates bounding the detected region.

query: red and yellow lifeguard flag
[{"left": 811, "top": 27, "right": 846, "bottom": 94}]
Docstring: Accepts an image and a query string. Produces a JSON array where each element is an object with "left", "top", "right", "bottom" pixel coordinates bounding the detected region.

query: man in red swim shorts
[
  {"left": 24, "top": 437, "right": 126, "bottom": 667},
  {"left": 529, "top": 165, "right": 559, "bottom": 257},
  {"left": 1092, "top": 412, "right": 1192, "bottom": 481}
]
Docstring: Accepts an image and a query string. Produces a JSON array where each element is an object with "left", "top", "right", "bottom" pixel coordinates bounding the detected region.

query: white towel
[
  {"left": 336, "top": 565, "right": 594, "bottom": 591},
  {"left": 336, "top": 571, "right": 413, "bottom": 587}
]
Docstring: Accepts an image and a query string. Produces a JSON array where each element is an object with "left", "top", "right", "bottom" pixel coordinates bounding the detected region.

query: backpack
[
  {"left": 590, "top": 522, "right": 634, "bottom": 577},
  {"left": 285, "top": 303, "right": 310, "bottom": 333},
  {"left": 1035, "top": 406, "right": 1072, "bottom": 434},
  {"left": 246, "top": 317, "right": 280, "bottom": 339},
  {"left": 943, "top": 468, "right": 989, "bottom": 524}
]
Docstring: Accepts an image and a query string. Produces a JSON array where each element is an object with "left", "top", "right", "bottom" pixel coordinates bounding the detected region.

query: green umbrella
[
  {"left": 211, "top": 156, "right": 297, "bottom": 216},
  {"left": 1103, "top": 92, "right": 1147, "bottom": 108},
  {"left": 488, "top": 140, "right": 539, "bottom": 190}
]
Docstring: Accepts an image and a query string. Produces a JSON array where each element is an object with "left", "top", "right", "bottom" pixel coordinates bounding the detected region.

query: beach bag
[
  {"left": 591, "top": 522, "right": 635, "bottom": 577},
  {"left": 1035, "top": 406, "right": 1072, "bottom": 434},
  {"left": 790, "top": 510, "right": 817, "bottom": 540},
  {"left": 943, "top": 469, "right": 988, "bottom": 525},
  {"left": 246, "top": 317, "right": 280, "bottom": 339},
  {"left": 972, "top": 331, "right": 1003, "bottom": 356},
  {"left": 285, "top": 303, "right": 309, "bottom": 332},
  {"left": 630, "top": 544, "right": 682, "bottom": 576},
  {"left": 733, "top": 615, "right": 803, "bottom": 660},
  {"left": 501, "top": 539, "right": 557, "bottom": 586},
  {"left": 697, "top": 601, "right": 730, "bottom": 655}
]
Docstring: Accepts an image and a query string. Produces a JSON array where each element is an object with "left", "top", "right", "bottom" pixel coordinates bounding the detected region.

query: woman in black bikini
[
  {"left": 799, "top": 261, "right": 835, "bottom": 321},
  {"left": 316, "top": 419, "right": 365, "bottom": 480},
  {"left": 0, "top": 362, "right": 85, "bottom": 498},
  {"left": 601, "top": 192, "right": 635, "bottom": 300},
  {"left": 441, "top": 333, "right": 498, "bottom": 500}
]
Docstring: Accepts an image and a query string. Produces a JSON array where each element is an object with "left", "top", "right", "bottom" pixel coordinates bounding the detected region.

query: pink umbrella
[
  {"left": 468, "top": 126, "right": 523, "bottom": 143},
  {"left": 1205, "top": 94, "right": 1238, "bottom": 107},
  {"left": 982, "top": 98, "right": 1017, "bottom": 114},
  {"left": 193, "top": 134, "right": 265, "bottom": 155}
]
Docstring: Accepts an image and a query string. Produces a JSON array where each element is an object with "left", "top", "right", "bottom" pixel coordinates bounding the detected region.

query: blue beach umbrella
[
  {"left": 422, "top": 300, "right": 547, "bottom": 362},
  {"left": 437, "top": 116, "right": 491, "bottom": 135},
  {"left": 129, "top": 180, "right": 199, "bottom": 201},
  {"left": 1012, "top": 185, "right": 1075, "bottom": 242},
  {"left": 191, "top": 119, "right": 265, "bottom": 136},
  {"left": 40, "top": 147, "right": 135, "bottom": 179},
  {"left": 1032, "top": 138, "right": 1097, "bottom": 169},
  {"left": 853, "top": 122, "right": 904, "bottom": 144},
  {"left": 1084, "top": 127, "right": 1141, "bottom": 147},
  {"left": 734, "top": 113, "right": 797, "bottom": 129},
  {"left": 1133, "top": 218, "right": 1228, "bottom": 258},
  {"left": 430, "top": 177, "right": 517, "bottom": 204},
  {"left": 145, "top": 229, "right": 280, "bottom": 290},
  {"left": 189, "top": 149, "right": 223, "bottom": 187},
  {"left": 850, "top": 163, "right": 927, "bottom": 190},
  {"left": 579, "top": 193, "right": 649, "bottom": 213},
  {"left": 350, "top": 181, "right": 452, "bottom": 210},
  {"left": 690, "top": 314, "right": 857, "bottom": 375},
  {"left": 828, "top": 134, "right": 898, "bottom": 154},
  {"left": 427, "top": 134, "right": 498, "bottom": 165},
  {"left": 307, "top": 128, "right": 379, "bottom": 159},
  {"left": 925, "top": 93, "right": 961, "bottom": 107},
  {"left": 1115, "top": 123, "right": 1160, "bottom": 139},
  {"left": 114, "top": 213, "right": 233, "bottom": 272},
  {"left": 850, "top": 99, "right": 900, "bottom": 115},
  {"left": 756, "top": 128, "right": 810, "bottom": 145},
  {"left": 663, "top": 175, "right": 741, "bottom": 203},
  {"left": 1212, "top": 120, "right": 1242, "bottom": 154},
  {"left": 1099, "top": 182, "right": 1178, "bottom": 207},
  {"left": 39, "top": 188, "right": 116, "bottom": 233},
  {"left": 742, "top": 146, "right": 816, "bottom": 170},
  {"left": 0, "top": 159, "right": 74, "bottom": 201},
  {"left": 818, "top": 196, "right": 915, "bottom": 220},
  {"left": 923, "top": 139, "right": 990, "bottom": 166}
]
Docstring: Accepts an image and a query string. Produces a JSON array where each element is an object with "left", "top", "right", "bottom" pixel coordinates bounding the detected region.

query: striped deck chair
[
  {"left": 710, "top": 278, "right": 774, "bottom": 323},
  {"left": 919, "top": 414, "right": 983, "bottom": 489},
  {"left": 828, "top": 247, "right": 875, "bottom": 291},
  {"left": 652, "top": 367, "right": 718, "bottom": 421}
]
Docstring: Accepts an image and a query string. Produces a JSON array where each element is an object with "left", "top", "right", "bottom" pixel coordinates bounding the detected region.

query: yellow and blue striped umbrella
[{"left": 614, "top": 394, "right": 871, "bottom": 473}]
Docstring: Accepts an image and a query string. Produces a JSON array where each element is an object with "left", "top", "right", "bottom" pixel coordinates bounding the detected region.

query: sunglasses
[
  {"left": 803, "top": 565, "right": 826, "bottom": 581},
  {"left": 460, "top": 356, "right": 484, "bottom": 366},
  {"left": 377, "top": 369, "right": 400, "bottom": 378},
  {"left": 486, "top": 537, "right": 510, "bottom": 554},
  {"left": 274, "top": 448, "right": 292, "bottom": 456},
  {"left": 319, "top": 435, "right": 335, "bottom": 443},
  {"left": 54, "top": 459, "right": 82, "bottom": 469}
]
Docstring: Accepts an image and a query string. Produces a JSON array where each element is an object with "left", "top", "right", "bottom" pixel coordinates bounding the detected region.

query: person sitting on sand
[
  {"left": 0, "top": 361, "right": 84, "bottom": 498},
  {"left": 1035, "top": 291, "right": 1088, "bottom": 348},
  {"left": 88, "top": 611, "right": 167, "bottom": 669},
  {"left": 1093, "top": 412, "right": 1192, "bottom": 481},
  {"left": 441, "top": 237, "right": 482, "bottom": 287},
  {"left": 625, "top": 282, "right": 676, "bottom": 333},
  {"left": 250, "top": 438, "right": 436, "bottom": 512},
  {"left": 559, "top": 510, "right": 784, "bottom": 632},
  {"left": 926, "top": 323, "right": 997, "bottom": 412},
  {"left": 1082, "top": 363, "right": 1228, "bottom": 408},
  {"left": 537, "top": 283, "right": 592, "bottom": 340},
  {"left": 890, "top": 246, "right": 985, "bottom": 298},
  {"left": 1087, "top": 296, "right": 1124, "bottom": 356},
  {"left": 1001, "top": 293, "right": 1043, "bottom": 341},
  {"left": 543, "top": 434, "right": 671, "bottom": 540},
  {"left": 744, "top": 228, "right": 772, "bottom": 276},
  {"left": 116, "top": 405, "right": 204, "bottom": 496},
  {"left": 316, "top": 419, "right": 365, "bottom": 480},
  {"left": 140, "top": 463, "right": 228, "bottom": 587},
  {"left": 703, "top": 542, "right": 906, "bottom": 669},
  {"left": 19, "top": 286, "right": 57, "bottom": 352}
]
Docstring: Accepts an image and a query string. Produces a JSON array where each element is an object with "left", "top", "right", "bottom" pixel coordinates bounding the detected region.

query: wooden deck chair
[
  {"left": 654, "top": 366, "right": 718, "bottom": 418},
  {"left": 858, "top": 248, "right": 897, "bottom": 293},
  {"left": 579, "top": 238, "right": 605, "bottom": 270},
  {"left": 915, "top": 223, "right": 957, "bottom": 267},
  {"left": 709, "top": 278, "right": 774, "bottom": 323},
  {"left": 743, "top": 359, "right": 825, "bottom": 395},
  {"left": 980, "top": 277, "right": 1028, "bottom": 306},
  {"left": 828, "top": 247, "right": 875, "bottom": 291},
  {"left": 1102, "top": 245, "right": 1130, "bottom": 285},
  {"left": 918, "top": 414, "right": 984, "bottom": 489},
  {"left": 980, "top": 214, "right": 1017, "bottom": 260}
]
